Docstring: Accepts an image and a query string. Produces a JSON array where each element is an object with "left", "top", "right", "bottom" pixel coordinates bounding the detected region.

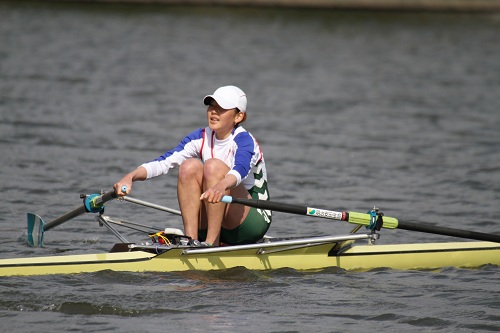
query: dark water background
[{"left": 1, "top": 2, "right": 499, "bottom": 332}]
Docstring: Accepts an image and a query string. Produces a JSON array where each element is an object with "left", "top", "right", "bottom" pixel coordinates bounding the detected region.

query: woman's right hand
[
  {"left": 113, "top": 180, "right": 132, "bottom": 196},
  {"left": 113, "top": 166, "right": 147, "bottom": 197}
]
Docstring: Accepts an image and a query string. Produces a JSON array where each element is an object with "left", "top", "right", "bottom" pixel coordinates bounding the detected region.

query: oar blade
[{"left": 27, "top": 213, "right": 45, "bottom": 247}]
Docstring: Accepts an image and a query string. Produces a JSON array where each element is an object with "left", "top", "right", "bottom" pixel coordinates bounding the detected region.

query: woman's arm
[{"left": 113, "top": 166, "right": 148, "bottom": 196}]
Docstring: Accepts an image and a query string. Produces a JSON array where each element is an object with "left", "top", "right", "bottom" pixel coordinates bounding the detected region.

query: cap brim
[
  {"left": 203, "top": 95, "right": 212, "bottom": 106},
  {"left": 203, "top": 94, "right": 237, "bottom": 110}
]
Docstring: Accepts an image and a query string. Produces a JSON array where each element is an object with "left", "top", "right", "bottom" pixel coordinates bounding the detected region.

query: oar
[
  {"left": 27, "top": 189, "right": 122, "bottom": 247},
  {"left": 221, "top": 196, "right": 500, "bottom": 243}
]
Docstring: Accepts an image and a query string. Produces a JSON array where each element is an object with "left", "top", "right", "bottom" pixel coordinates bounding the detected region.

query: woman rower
[{"left": 113, "top": 86, "right": 272, "bottom": 247}]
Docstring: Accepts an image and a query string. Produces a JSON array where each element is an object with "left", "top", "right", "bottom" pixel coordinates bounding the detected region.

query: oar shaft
[
  {"left": 398, "top": 221, "right": 500, "bottom": 243},
  {"left": 222, "top": 196, "right": 500, "bottom": 243},
  {"left": 94, "top": 191, "right": 117, "bottom": 206},
  {"left": 44, "top": 191, "right": 118, "bottom": 231},
  {"left": 44, "top": 206, "right": 87, "bottom": 231},
  {"left": 225, "top": 197, "right": 308, "bottom": 215},
  {"left": 223, "top": 197, "right": 351, "bottom": 221}
]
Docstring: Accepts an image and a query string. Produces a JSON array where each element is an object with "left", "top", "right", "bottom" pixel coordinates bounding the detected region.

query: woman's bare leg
[
  {"left": 202, "top": 159, "right": 228, "bottom": 245},
  {"left": 202, "top": 159, "right": 252, "bottom": 245},
  {"left": 177, "top": 158, "right": 204, "bottom": 240}
]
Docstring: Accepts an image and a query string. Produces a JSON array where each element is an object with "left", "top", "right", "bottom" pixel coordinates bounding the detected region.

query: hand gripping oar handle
[{"left": 221, "top": 196, "right": 500, "bottom": 243}]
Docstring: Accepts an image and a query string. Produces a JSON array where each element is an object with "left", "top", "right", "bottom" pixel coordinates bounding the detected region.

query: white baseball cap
[{"left": 203, "top": 85, "right": 247, "bottom": 113}]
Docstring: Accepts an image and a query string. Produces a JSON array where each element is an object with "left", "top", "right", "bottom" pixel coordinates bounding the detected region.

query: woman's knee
[
  {"left": 178, "top": 158, "right": 203, "bottom": 181},
  {"left": 203, "top": 158, "right": 229, "bottom": 179}
]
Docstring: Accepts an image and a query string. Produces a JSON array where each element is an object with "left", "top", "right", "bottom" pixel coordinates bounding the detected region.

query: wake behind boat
[{"left": 1, "top": 191, "right": 499, "bottom": 276}]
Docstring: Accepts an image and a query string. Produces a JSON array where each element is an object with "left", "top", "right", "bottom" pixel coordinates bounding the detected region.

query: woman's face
[{"left": 206, "top": 99, "right": 243, "bottom": 139}]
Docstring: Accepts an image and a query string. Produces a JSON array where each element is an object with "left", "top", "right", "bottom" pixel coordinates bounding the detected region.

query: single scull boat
[{"left": 1, "top": 191, "right": 498, "bottom": 276}]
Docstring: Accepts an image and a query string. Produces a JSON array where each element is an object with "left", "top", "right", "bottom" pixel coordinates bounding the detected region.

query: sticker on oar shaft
[{"left": 306, "top": 208, "right": 345, "bottom": 221}]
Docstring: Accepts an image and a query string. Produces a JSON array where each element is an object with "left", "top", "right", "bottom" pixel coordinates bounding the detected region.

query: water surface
[{"left": 1, "top": 2, "right": 499, "bottom": 332}]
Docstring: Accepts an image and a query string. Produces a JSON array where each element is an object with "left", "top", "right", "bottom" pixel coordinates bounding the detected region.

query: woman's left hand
[{"left": 200, "top": 184, "right": 227, "bottom": 204}]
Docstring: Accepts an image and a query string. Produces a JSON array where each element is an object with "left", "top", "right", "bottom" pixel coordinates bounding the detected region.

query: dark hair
[{"left": 238, "top": 110, "right": 247, "bottom": 123}]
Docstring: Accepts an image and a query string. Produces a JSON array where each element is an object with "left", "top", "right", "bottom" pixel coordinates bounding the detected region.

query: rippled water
[{"left": 1, "top": 2, "right": 499, "bottom": 332}]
